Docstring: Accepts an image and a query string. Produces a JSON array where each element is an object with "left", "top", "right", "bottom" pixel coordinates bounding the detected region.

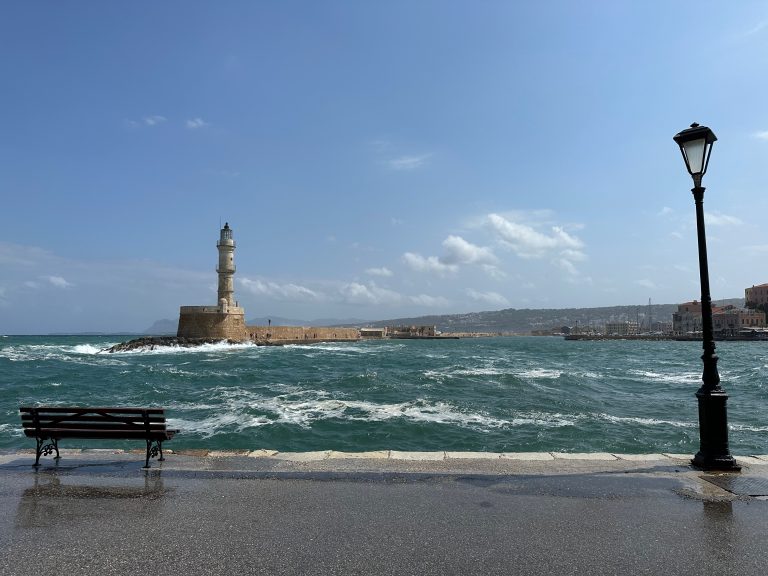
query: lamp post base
[{"left": 691, "top": 388, "right": 741, "bottom": 472}]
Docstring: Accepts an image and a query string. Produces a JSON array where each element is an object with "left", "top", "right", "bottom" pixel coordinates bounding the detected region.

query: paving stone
[
  {"left": 328, "top": 451, "right": 390, "bottom": 459},
  {"left": 175, "top": 449, "right": 211, "bottom": 457},
  {"left": 613, "top": 453, "right": 667, "bottom": 461},
  {"left": 247, "top": 449, "right": 279, "bottom": 458},
  {"left": 445, "top": 452, "right": 502, "bottom": 460},
  {"left": 389, "top": 451, "right": 446, "bottom": 461},
  {"left": 500, "top": 452, "right": 554, "bottom": 461},
  {"left": 735, "top": 456, "right": 768, "bottom": 466},
  {"left": 272, "top": 451, "right": 331, "bottom": 461},
  {"left": 208, "top": 450, "right": 250, "bottom": 457},
  {"left": 552, "top": 452, "right": 617, "bottom": 460},
  {"left": 663, "top": 453, "right": 693, "bottom": 460}
]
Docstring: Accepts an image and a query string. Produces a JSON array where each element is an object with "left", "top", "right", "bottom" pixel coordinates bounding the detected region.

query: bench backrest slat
[{"left": 20, "top": 406, "right": 165, "bottom": 414}]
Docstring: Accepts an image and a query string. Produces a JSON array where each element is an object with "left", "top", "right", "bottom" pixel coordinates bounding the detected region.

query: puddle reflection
[{"left": 15, "top": 471, "right": 167, "bottom": 529}]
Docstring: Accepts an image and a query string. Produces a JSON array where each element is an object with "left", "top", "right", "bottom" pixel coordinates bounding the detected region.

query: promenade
[{"left": 1, "top": 450, "right": 767, "bottom": 575}]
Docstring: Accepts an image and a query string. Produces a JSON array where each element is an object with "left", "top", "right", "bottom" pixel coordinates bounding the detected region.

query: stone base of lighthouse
[{"left": 177, "top": 305, "right": 248, "bottom": 341}]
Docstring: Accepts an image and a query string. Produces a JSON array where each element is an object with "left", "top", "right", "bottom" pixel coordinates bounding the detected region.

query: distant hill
[
  {"left": 145, "top": 299, "right": 746, "bottom": 336},
  {"left": 370, "top": 299, "right": 745, "bottom": 334},
  {"left": 143, "top": 319, "right": 177, "bottom": 335}
]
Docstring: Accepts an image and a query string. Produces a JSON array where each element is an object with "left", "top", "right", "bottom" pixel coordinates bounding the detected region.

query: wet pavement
[{"left": 1, "top": 451, "right": 767, "bottom": 575}]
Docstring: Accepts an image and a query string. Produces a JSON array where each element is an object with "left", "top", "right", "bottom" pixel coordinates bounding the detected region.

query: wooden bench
[{"left": 20, "top": 407, "right": 179, "bottom": 468}]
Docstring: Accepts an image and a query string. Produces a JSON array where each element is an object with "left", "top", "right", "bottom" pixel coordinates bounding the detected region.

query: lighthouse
[
  {"left": 176, "top": 223, "right": 247, "bottom": 341},
  {"left": 216, "top": 222, "right": 236, "bottom": 310}
]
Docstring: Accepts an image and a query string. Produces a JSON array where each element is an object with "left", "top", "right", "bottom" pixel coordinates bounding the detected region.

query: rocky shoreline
[{"left": 103, "top": 336, "right": 247, "bottom": 353}]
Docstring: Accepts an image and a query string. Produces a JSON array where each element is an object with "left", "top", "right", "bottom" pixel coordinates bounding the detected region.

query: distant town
[{"left": 552, "top": 283, "right": 768, "bottom": 340}]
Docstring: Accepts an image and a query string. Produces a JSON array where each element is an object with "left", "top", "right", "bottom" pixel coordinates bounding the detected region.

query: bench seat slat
[
  {"left": 24, "top": 428, "right": 177, "bottom": 440},
  {"left": 22, "top": 422, "right": 170, "bottom": 431},
  {"left": 21, "top": 415, "right": 167, "bottom": 425}
]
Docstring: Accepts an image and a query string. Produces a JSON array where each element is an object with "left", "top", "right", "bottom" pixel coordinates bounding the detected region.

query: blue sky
[{"left": 2, "top": 1, "right": 768, "bottom": 334}]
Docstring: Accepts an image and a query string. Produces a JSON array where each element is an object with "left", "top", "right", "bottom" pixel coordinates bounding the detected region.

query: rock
[{"left": 104, "top": 336, "right": 241, "bottom": 353}]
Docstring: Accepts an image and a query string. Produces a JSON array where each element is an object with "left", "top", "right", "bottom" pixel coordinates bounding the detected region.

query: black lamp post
[{"left": 673, "top": 123, "right": 740, "bottom": 471}]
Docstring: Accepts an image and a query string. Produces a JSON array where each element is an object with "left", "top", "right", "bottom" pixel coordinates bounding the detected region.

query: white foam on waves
[{"left": 168, "top": 389, "right": 579, "bottom": 437}]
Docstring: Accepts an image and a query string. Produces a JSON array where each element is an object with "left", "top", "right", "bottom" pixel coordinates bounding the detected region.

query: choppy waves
[{"left": 2, "top": 335, "right": 768, "bottom": 453}]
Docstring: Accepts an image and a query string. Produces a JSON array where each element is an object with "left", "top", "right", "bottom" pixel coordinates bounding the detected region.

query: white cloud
[
  {"left": 705, "top": 212, "right": 743, "bottom": 227},
  {"left": 387, "top": 154, "right": 431, "bottom": 171},
  {"left": 743, "top": 21, "right": 768, "bottom": 38},
  {"left": 481, "top": 264, "right": 506, "bottom": 279},
  {"left": 338, "top": 282, "right": 402, "bottom": 305},
  {"left": 466, "top": 289, "right": 509, "bottom": 307},
  {"left": 186, "top": 117, "right": 209, "bottom": 129},
  {"left": 402, "top": 252, "right": 458, "bottom": 275},
  {"left": 754, "top": 130, "right": 768, "bottom": 141},
  {"left": 403, "top": 235, "right": 498, "bottom": 277},
  {"left": 410, "top": 294, "right": 450, "bottom": 307},
  {"left": 366, "top": 267, "right": 393, "bottom": 277},
  {"left": 441, "top": 235, "right": 497, "bottom": 266},
  {"left": 0, "top": 243, "right": 53, "bottom": 266},
  {"left": 559, "top": 249, "right": 587, "bottom": 263},
  {"left": 143, "top": 115, "right": 167, "bottom": 126},
  {"left": 488, "top": 213, "right": 583, "bottom": 257},
  {"left": 23, "top": 276, "right": 73, "bottom": 289},
  {"left": 487, "top": 212, "right": 586, "bottom": 276},
  {"left": 658, "top": 206, "right": 675, "bottom": 217},
  {"left": 635, "top": 279, "right": 657, "bottom": 289},
  {"left": 557, "top": 259, "right": 579, "bottom": 276},
  {"left": 239, "top": 278, "right": 322, "bottom": 301},
  {"left": 370, "top": 140, "right": 391, "bottom": 152},
  {"left": 46, "top": 276, "right": 73, "bottom": 288}
]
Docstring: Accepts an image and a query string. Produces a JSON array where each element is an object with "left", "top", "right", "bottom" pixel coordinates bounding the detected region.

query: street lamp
[{"left": 673, "top": 123, "right": 740, "bottom": 471}]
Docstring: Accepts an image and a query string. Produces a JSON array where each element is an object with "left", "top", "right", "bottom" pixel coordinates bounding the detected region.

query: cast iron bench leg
[
  {"left": 145, "top": 439, "right": 162, "bottom": 468},
  {"left": 34, "top": 438, "right": 59, "bottom": 466}
]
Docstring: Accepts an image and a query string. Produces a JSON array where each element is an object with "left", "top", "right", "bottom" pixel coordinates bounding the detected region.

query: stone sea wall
[{"left": 246, "top": 325, "right": 359, "bottom": 343}]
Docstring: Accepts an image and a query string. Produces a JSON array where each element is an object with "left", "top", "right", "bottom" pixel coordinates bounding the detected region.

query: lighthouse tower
[
  {"left": 216, "top": 222, "right": 236, "bottom": 310},
  {"left": 176, "top": 223, "right": 247, "bottom": 341}
]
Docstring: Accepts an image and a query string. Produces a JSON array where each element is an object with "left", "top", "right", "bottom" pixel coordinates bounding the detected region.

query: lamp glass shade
[
  {"left": 682, "top": 138, "right": 707, "bottom": 175},
  {"left": 673, "top": 124, "right": 716, "bottom": 179}
]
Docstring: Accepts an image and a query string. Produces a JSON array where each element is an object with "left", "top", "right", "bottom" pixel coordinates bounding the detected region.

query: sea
[{"left": 1, "top": 335, "right": 767, "bottom": 455}]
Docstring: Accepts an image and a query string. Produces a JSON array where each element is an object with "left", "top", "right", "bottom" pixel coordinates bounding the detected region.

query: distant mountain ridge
[{"left": 143, "top": 299, "right": 745, "bottom": 335}]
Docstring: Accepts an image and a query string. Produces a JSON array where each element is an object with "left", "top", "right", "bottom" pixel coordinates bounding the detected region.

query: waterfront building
[
  {"left": 672, "top": 301, "right": 704, "bottom": 334},
  {"left": 604, "top": 321, "right": 638, "bottom": 336},
  {"left": 360, "top": 327, "right": 388, "bottom": 338},
  {"left": 712, "top": 305, "right": 766, "bottom": 336},
  {"left": 745, "top": 283, "right": 768, "bottom": 307},
  {"left": 388, "top": 325, "right": 437, "bottom": 338}
]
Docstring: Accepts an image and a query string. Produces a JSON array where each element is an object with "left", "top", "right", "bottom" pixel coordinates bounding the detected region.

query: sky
[{"left": 2, "top": 1, "right": 768, "bottom": 334}]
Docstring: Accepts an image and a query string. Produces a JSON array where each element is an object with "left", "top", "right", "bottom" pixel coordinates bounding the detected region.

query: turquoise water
[{"left": 1, "top": 335, "right": 767, "bottom": 454}]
